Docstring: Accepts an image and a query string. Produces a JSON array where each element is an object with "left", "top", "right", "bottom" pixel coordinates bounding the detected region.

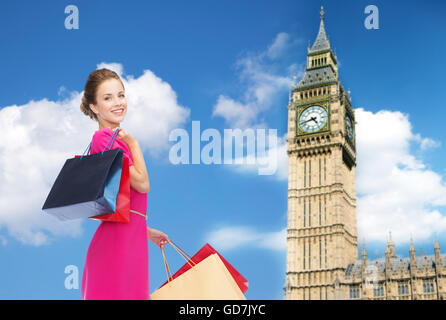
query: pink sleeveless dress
[{"left": 81, "top": 127, "right": 149, "bottom": 300}]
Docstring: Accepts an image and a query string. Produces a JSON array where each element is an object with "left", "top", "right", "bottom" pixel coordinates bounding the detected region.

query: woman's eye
[{"left": 104, "top": 95, "right": 124, "bottom": 100}]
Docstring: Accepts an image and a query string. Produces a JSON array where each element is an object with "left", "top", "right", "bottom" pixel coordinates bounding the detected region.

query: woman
[{"left": 80, "top": 68, "right": 168, "bottom": 300}]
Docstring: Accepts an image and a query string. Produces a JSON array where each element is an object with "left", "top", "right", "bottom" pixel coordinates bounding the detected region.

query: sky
[{"left": 1, "top": 0, "right": 446, "bottom": 299}]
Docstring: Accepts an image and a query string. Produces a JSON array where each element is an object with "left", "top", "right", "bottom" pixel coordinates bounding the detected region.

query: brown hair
[{"left": 80, "top": 68, "right": 125, "bottom": 121}]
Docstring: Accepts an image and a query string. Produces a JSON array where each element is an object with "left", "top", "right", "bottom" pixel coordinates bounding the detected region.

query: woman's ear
[{"left": 89, "top": 103, "right": 98, "bottom": 115}]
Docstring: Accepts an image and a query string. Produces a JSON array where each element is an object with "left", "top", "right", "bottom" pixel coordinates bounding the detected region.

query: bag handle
[
  {"left": 169, "top": 240, "right": 193, "bottom": 261},
  {"left": 80, "top": 128, "right": 120, "bottom": 160},
  {"left": 160, "top": 240, "right": 197, "bottom": 283},
  {"left": 79, "top": 142, "right": 92, "bottom": 160},
  {"left": 102, "top": 128, "right": 120, "bottom": 154},
  {"left": 161, "top": 246, "right": 173, "bottom": 283}
]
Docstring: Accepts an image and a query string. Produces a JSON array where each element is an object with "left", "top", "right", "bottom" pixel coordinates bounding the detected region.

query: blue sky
[{"left": 1, "top": 0, "right": 446, "bottom": 299}]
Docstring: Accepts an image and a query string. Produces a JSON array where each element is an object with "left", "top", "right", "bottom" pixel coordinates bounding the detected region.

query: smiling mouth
[{"left": 111, "top": 108, "right": 124, "bottom": 115}]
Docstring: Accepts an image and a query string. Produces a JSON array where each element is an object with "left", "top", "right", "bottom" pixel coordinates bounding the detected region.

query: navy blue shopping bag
[{"left": 42, "top": 129, "right": 124, "bottom": 221}]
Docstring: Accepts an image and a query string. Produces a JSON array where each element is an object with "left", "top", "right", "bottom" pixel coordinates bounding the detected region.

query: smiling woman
[
  {"left": 79, "top": 68, "right": 169, "bottom": 300},
  {"left": 80, "top": 69, "right": 126, "bottom": 123}
]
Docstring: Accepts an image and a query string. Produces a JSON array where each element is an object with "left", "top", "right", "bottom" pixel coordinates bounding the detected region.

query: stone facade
[
  {"left": 284, "top": 7, "right": 445, "bottom": 300},
  {"left": 341, "top": 237, "right": 446, "bottom": 300}
]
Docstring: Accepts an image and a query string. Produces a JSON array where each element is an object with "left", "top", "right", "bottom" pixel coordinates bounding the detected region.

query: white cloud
[
  {"left": 0, "top": 62, "right": 189, "bottom": 245},
  {"left": 211, "top": 32, "right": 299, "bottom": 179},
  {"left": 415, "top": 135, "right": 441, "bottom": 151},
  {"left": 97, "top": 62, "right": 124, "bottom": 77},
  {"left": 355, "top": 108, "right": 446, "bottom": 244},
  {"left": 205, "top": 225, "right": 286, "bottom": 252},
  {"left": 212, "top": 32, "right": 303, "bottom": 129},
  {"left": 229, "top": 132, "right": 288, "bottom": 181},
  {"left": 212, "top": 96, "right": 260, "bottom": 130},
  {"left": 122, "top": 69, "right": 190, "bottom": 157},
  {"left": 266, "top": 32, "right": 291, "bottom": 60},
  {"left": 0, "top": 235, "right": 7, "bottom": 246}
]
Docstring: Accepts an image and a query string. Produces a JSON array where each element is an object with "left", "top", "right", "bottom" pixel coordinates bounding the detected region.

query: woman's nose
[{"left": 112, "top": 96, "right": 122, "bottom": 106}]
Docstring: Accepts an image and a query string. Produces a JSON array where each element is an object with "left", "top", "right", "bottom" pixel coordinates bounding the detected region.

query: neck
[{"left": 98, "top": 120, "right": 120, "bottom": 131}]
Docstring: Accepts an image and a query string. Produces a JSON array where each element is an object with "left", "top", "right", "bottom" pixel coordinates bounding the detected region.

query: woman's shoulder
[
  {"left": 93, "top": 127, "right": 114, "bottom": 137},
  {"left": 90, "top": 127, "right": 133, "bottom": 164},
  {"left": 91, "top": 127, "right": 129, "bottom": 150},
  {"left": 92, "top": 127, "right": 115, "bottom": 142}
]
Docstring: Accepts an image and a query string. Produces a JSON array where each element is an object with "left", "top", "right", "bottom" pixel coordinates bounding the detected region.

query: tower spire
[
  {"left": 386, "top": 230, "right": 396, "bottom": 259},
  {"left": 297, "top": 6, "right": 338, "bottom": 90},
  {"left": 434, "top": 235, "right": 440, "bottom": 250},
  {"left": 309, "top": 6, "right": 330, "bottom": 53},
  {"left": 409, "top": 235, "right": 415, "bottom": 253}
]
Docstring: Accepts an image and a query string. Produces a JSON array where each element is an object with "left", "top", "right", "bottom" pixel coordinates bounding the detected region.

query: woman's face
[{"left": 90, "top": 78, "right": 127, "bottom": 128}]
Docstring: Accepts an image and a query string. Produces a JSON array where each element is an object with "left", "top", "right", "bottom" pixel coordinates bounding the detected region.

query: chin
[{"left": 108, "top": 114, "right": 125, "bottom": 123}]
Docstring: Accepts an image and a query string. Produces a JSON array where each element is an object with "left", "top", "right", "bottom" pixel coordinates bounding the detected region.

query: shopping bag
[
  {"left": 150, "top": 245, "right": 246, "bottom": 300},
  {"left": 42, "top": 129, "right": 126, "bottom": 221},
  {"left": 89, "top": 155, "right": 130, "bottom": 223},
  {"left": 159, "top": 242, "right": 248, "bottom": 293}
]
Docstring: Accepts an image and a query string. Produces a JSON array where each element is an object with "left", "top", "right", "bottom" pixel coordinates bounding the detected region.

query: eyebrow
[{"left": 103, "top": 91, "right": 125, "bottom": 96}]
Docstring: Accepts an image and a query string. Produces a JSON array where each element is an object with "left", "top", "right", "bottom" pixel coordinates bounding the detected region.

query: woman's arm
[
  {"left": 127, "top": 140, "right": 150, "bottom": 193},
  {"left": 116, "top": 128, "right": 150, "bottom": 193}
]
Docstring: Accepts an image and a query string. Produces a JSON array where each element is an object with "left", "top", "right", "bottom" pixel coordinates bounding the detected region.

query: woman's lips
[{"left": 111, "top": 108, "right": 124, "bottom": 115}]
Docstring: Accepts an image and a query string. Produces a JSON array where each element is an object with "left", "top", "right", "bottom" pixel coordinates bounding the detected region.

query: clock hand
[
  {"left": 300, "top": 117, "right": 319, "bottom": 126},
  {"left": 299, "top": 118, "right": 315, "bottom": 125}
]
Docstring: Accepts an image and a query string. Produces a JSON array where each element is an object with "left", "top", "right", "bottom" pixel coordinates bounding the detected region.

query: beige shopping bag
[{"left": 151, "top": 252, "right": 246, "bottom": 300}]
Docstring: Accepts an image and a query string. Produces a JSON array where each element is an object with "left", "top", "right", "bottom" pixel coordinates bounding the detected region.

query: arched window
[
  {"left": 309, "top": 199, "right": 311, "bottom": 227},
  {"left": 319, "top": 197, "right": 321, "bottom": 225},
  {"left": 324, "top": 237, "right": 327, "bottom": 266},
  {"left": 308, "top": 241, "right": 311, "bottom": 268},
  {"left": 309, "top": 159, "right": 311, "bottom": 187},
  {"left": 319, "top": 238, "right": 322, "bottom": 268}
]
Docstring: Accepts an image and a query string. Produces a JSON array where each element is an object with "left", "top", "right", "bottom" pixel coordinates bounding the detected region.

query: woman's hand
[
  {"left": 114, "top": 127, "right": 137, "bottom": 147},
  {"left": 113, "top": 127, "right": 150, "bottom": 193},
  {"left": 147, "top": 227, "right": 169, "bottom": 249}
]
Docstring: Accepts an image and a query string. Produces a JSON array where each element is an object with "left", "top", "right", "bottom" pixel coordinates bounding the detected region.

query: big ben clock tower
[{"left": 285, "top": 7, "right": 358, "bottom": 300}]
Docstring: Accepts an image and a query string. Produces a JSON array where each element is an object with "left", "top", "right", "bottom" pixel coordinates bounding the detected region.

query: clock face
[
  {"left": 345, "top": 114, "right": 354, "bottom": 142},
  {"left": 299, "top": 105, "right": 328, "bottom": 133}
]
